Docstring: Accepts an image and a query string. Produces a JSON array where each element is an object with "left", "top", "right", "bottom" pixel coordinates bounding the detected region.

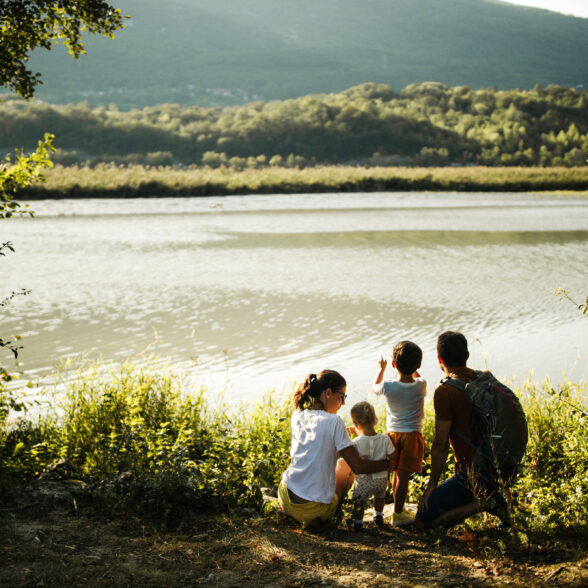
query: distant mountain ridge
[{"left": 24, "top": 0, "right": 588, "bottom": 109}]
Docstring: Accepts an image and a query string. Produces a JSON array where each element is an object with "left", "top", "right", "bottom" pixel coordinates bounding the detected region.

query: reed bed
[{"left": 21, "top": 164, "right": 588, "bottom": 198}]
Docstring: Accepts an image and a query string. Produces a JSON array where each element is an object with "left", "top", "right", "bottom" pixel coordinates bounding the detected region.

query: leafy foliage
[
  {"left": 1, "top": 0, "right": 121, "bottom": 457},
  {"left": 0, "top": 133, "right": 55, "bottom": 218},
  {"left": 0, "top": 364, "right": 291, "bottom": 525},
  {"left": 1, "top": 83, "right": 587, "bottom": 167},
  {"left": 0, "top": 135, "right": 55, "bottom": 396},
  {"left": 0, "top": 0, "right": 124, "bottom": 99},
  {"left": 0, "top": 134, "right": 55, "bottom": 394},
  {"left": 510, "top": 381, "right": 588, "bottom": 532}
]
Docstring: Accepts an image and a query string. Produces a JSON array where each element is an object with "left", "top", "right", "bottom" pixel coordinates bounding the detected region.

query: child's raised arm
[{"left": 372, "top": 355, "right": 387, "bottom": 392}]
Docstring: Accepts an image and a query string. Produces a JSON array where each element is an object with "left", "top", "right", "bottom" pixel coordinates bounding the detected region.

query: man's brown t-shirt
[{"left": 433, "top": 366, "right": 481, "bottom": 474}]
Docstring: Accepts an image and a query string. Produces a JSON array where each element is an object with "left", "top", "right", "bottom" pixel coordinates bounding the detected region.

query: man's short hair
[
  {"left": 393, "top": 340, "right": 422, "bottom": 375},
  {"left": 437, "top": 331, "right": 469, "bottom": 367}
]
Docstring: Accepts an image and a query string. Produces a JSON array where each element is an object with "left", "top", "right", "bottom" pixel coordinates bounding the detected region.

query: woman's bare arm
[{"left": 339, "top": 445, "right": 389, "bottom": 474}]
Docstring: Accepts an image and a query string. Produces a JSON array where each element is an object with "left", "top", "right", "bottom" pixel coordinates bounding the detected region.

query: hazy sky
[{"left": 502, "top": 0, "right": 588, "bottom": 18}]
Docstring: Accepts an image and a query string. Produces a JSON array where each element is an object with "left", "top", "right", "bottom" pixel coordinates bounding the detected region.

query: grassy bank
[
  {"left": 20, "top": 164, "right": 588, "bottom": 198},
  {"left": 1, "top": 364, "right": 586, "bottom": 533},
  {"left": 0, "top": 365, "right": 586, "bottom": 586}
]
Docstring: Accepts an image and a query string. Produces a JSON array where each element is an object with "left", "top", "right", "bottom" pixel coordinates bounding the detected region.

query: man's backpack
[{"left": 443, "top": 371, "right": 528, "bottom": 487}]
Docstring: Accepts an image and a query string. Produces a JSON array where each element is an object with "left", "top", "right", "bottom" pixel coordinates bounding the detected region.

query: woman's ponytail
[{"left": 293, "top": 369, "right": 346, "bottom": 410}]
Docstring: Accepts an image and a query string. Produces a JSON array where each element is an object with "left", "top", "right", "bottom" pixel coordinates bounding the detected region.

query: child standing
[
  {"left": 373, "top": 341, "right": 426, "bottom": 526},
  {"left": 349, "top": 401, "right": 395, "bottom": 531}
]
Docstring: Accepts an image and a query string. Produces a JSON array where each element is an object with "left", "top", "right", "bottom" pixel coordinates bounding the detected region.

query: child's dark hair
[
  {"left": 437, "top": 331, "right": 469, "bottom": 367},
  {"left": 350, "top": 401, "right": 377, "bottom": 427},
  {"left": 393, "top": 340, "right": 422, "bottom": 375},
  {"left": 293, "top": 369, "right": 346, "bottom": 410}
]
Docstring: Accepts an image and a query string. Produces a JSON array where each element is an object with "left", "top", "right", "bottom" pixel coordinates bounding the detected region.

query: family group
[{"left": 278, "top": 331, "right": 515, "bottom": 530}]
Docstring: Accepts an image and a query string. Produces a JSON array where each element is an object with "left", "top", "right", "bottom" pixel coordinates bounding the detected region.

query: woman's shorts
[
  {"left": 277, "top": 480, "right": 339, "bottom": 523},
  {"left": 387, "top": 431, "right": 425, "bottom": 473}
]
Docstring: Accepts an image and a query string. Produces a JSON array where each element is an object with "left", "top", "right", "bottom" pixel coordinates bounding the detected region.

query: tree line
[{"left": 1, "top": 82, "right": 587, "bottom": 168}]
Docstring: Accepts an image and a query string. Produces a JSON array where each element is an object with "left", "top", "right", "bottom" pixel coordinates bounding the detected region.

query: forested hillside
[
  {"left": 20, "top": 0, "right": 588, "bottom": 109},
  {"left": 1, "top": 83, "right": 586, "bottom": 167}
]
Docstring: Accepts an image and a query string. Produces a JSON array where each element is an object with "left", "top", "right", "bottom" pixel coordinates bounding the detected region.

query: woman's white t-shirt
[{"left": 282, "top": 409, "right": 352, "bottom": 504}]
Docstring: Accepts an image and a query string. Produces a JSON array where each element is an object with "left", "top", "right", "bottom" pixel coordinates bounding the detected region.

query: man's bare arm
[{"left": 418, "top": 419, "right": 451, "bottom": 511}]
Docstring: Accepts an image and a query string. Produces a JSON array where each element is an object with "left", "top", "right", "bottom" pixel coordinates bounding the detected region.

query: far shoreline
[{"left": 19, "top": 164, "right": 588, "bottom": 199}]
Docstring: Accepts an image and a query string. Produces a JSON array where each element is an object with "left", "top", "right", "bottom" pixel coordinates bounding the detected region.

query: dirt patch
[{"left": 1, "top": 481, "right": 586, "bottom": 587}]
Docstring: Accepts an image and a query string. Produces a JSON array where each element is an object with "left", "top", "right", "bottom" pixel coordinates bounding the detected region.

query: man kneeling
[{"left": 416, "top": 331, "right": 511, "bottom": 529}]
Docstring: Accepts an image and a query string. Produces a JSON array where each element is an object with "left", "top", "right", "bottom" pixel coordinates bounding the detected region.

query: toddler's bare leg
[{"left": 374, "top": 495, "right": 385, "bottom": 513}]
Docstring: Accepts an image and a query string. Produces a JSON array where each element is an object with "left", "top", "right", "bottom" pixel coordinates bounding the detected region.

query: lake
[{"left": 2, "top": 192, "right": 587, "bottom": 406}]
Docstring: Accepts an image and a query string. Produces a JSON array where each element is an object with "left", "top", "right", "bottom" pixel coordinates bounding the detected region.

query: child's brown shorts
[{"left": 386, "top": 431, "right": 425, "bottom": 473}]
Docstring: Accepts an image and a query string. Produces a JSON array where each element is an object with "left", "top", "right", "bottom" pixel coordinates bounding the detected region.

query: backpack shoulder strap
[
  {"left": 451, "top": 426, "right": 478, "bottom": 449},
  {"left": 439, "top": 376, "right": 477, "bottom": 449},
  {"left": 441, "top": 371, "right": 483, "bottom": 390},
  {"left": 440, "top": 376, "right": 465, "bottom": 391}
]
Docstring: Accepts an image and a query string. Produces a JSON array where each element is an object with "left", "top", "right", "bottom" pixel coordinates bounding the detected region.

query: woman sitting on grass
[{"left": 278, "top": 370, "right": 390, "bottom": 524}]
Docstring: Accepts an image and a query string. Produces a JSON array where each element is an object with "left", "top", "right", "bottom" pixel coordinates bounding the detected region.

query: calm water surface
[{"left": 3, "top": 192, "right": 587, "bottom": 405}]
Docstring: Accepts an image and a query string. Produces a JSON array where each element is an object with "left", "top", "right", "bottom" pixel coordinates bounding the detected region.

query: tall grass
[
  {"left": 0, "top": 364, "right": 291, "bottom": 525},
  {"left": 20, "top": 164, "right": 588, "bottom": 198},
  {"left": 1, "top": 364, "right": 586, "bottom": 534},
  {"left": 513, "top": 379, "right": 588, "bottom": 531}
]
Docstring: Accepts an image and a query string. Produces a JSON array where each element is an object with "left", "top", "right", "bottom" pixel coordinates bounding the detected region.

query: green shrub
[
  {"left": 1, "top": 365, "right": 586, "bottom": 535},
  {"left": 30, "top": 363, "right": 291, "bottom": 523},
  {"left": 513, "top": 379, "right": 588, "bottom": 533},
  {"left": 0, "top": 414, "right": 59, "bottom": 495}
]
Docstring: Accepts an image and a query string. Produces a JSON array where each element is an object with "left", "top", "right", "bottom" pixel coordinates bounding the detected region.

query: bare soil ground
[{"left": 1, "top": 480, "right": 586, "bottom": 587}]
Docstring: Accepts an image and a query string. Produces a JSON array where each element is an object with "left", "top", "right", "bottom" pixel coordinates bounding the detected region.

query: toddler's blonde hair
[{"left": 350, "top": 401, "right": 377, "bottom": 427}]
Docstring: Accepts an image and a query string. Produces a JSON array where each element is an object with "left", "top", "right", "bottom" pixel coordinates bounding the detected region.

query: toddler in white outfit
[{"left": 349, "top": 401, "right": 395, "bottom": 531}]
